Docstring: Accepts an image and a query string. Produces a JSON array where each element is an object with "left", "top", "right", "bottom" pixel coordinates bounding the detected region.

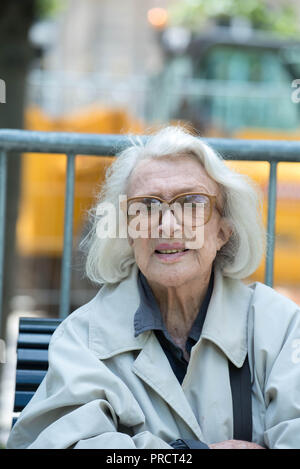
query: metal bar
[
  {"left": 1, "top": 129, "right": 300, "bottom": 162},
  {"left": 265, "top": 161, "right": 278, "bottom": 287},
  {"left": 59, "top": 154, "right": 76, "bottom": 319},
  {"left": 0, "top": 150, "right": 7, "bottom": 337},
  {"left": 0, "top": 130, "right": 130, "bottom": 156}
]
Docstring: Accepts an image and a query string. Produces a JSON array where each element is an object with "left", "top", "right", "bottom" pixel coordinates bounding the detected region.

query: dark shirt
[{"left": 134, "top": 269, "right": 214, "bottom": 385}]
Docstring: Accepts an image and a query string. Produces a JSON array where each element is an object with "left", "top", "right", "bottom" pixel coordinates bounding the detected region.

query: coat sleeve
[
  {"left": 6, "top": 313, "right": 173, "bottom": 449},
  {"left": 261, "top": 307, "right": 300, "bottom": 449}
]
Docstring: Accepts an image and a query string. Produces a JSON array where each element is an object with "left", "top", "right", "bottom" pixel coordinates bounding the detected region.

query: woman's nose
[{"left": 158, "top": 208, "right": 182, "bottom": 238}]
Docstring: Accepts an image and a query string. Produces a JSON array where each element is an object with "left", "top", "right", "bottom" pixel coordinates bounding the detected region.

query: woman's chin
[{"left": 150, "top": 267, "right": 191, "bottom": 288}]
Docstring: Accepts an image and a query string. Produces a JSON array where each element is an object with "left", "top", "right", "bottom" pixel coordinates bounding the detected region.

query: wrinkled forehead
[{"left": 127, "top": 154, "right": 221, "bottom": 200}]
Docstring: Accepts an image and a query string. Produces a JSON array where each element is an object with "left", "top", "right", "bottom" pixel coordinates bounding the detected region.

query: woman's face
[{"left": 126, "top": 155, "right": 232, "bottom": 288}]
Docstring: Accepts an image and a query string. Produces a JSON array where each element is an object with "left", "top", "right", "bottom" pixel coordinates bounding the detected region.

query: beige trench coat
[{"left": 7, "top": 264, "right": 300, "bottom": 449}]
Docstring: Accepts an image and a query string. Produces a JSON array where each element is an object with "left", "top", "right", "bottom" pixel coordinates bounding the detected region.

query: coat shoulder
[
  {"left": 249, "top": 281, "right": 299, "bottom": 309},
  {"left": 49, "top": 289, "right": 103, "bottom": 347},
  {"left": 247, "top": 280, "right": 300, "bottom": 327}
]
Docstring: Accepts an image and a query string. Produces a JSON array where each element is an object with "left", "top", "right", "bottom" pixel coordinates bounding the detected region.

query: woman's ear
[{"left": 217, "top": 219, "right": 233, "bottom": 251}]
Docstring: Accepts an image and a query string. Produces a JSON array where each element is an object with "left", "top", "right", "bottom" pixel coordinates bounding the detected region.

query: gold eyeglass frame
[{"left": 121, "top": 192, "right": 218, "bottom": 226}]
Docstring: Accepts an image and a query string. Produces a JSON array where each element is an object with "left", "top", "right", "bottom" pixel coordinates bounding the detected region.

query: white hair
[{"left": 81, "top": 126, "right": 265, "bottom": 284}]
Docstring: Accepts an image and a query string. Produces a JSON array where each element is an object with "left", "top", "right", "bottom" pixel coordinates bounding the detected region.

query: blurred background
[{"left": 1, "top": 0, "right": 300, "bottom": 446}]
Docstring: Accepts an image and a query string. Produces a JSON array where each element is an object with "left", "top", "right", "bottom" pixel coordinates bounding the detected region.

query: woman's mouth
[{"left": 154, "top": 248, "right": 189, "bottom": 262}]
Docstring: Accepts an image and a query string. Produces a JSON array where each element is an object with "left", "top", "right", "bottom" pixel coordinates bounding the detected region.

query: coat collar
[
  {"left": 89, "top": 263, "right": 253, "bottom": 367},
  {"left": 200, "top": 267, "right": 253, "bottom": 367}
]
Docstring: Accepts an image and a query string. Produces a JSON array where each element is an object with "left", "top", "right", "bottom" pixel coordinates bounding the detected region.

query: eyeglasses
[{"left": 124, "top": 192, "right": 218, "bottom": 227}]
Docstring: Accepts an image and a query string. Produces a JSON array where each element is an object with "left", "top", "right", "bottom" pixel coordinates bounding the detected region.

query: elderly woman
[{"left": 7, "top": 127, "right": 300, "bottom": 449}]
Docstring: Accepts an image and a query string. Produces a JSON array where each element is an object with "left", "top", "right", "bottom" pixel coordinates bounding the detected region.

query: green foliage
[
  {"left": 168, "top": 0, "right": 300, "bottom": 37},
  {"left": 35, "top": 0, "right": 67, "bottom": 19}
]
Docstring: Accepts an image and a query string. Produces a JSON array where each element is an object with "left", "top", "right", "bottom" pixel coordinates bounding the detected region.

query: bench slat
[
  {"left": 17, "top": 348, "right": 49, "bottom": 369},
  {"left": 19, "top": 324, "right": 59, "bottom": 333},
  {"left": 16, "top": 369, "right": 47, "bottom": 390},
  {"left": 12, "top": 417, "right": 18, "bottom": 427},
  {"left": 14, "top": 391, "right": 35, "bottom": 412},
  {"left": 19, "top": 318, "right": 61, "bottom": 334},
  {"left": 18, "top": 333, "right": 52, "bottom": 349}
]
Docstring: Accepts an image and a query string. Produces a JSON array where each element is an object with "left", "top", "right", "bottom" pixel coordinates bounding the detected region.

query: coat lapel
[
  {"left": 200, "top": 268, "right": 253, "bottom": 368},
  {"left": 132, "top": 332, "right": 204, "bottom": 440}
]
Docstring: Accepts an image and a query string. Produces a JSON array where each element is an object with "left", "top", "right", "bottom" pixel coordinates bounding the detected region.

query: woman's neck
[{"left": 148, "top": 268, "right": 212, "bottom": 344}]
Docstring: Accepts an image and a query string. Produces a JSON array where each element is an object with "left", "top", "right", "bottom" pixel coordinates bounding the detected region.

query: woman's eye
[{"left": 186, "top": 196, "right": 208, "bottom": 205}]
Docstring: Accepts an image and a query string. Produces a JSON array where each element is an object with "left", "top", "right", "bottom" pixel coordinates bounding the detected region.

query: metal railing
[{"left": 1, "top": 129, "right": 300, "bottom": 334}]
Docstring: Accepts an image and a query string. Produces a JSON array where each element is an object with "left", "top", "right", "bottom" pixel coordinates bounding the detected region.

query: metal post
[
  {"left": 0, "top": 151, "right": 7, "bottom": 337},
  {"left": 59, "top": 154, "right": 75, "bottom": 319},
  {"left": 265, "top": 161, "right": 278, "bottom": 287}
]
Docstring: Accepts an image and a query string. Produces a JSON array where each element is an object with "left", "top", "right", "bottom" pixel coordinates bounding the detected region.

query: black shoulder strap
[{"left": 229, "top": 355, "right": 253, "bottom": 441}]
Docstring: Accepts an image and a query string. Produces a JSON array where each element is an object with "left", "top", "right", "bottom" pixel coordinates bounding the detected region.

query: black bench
[{"left": 12, "top": 317, "right": 62, "bottom": 426}]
